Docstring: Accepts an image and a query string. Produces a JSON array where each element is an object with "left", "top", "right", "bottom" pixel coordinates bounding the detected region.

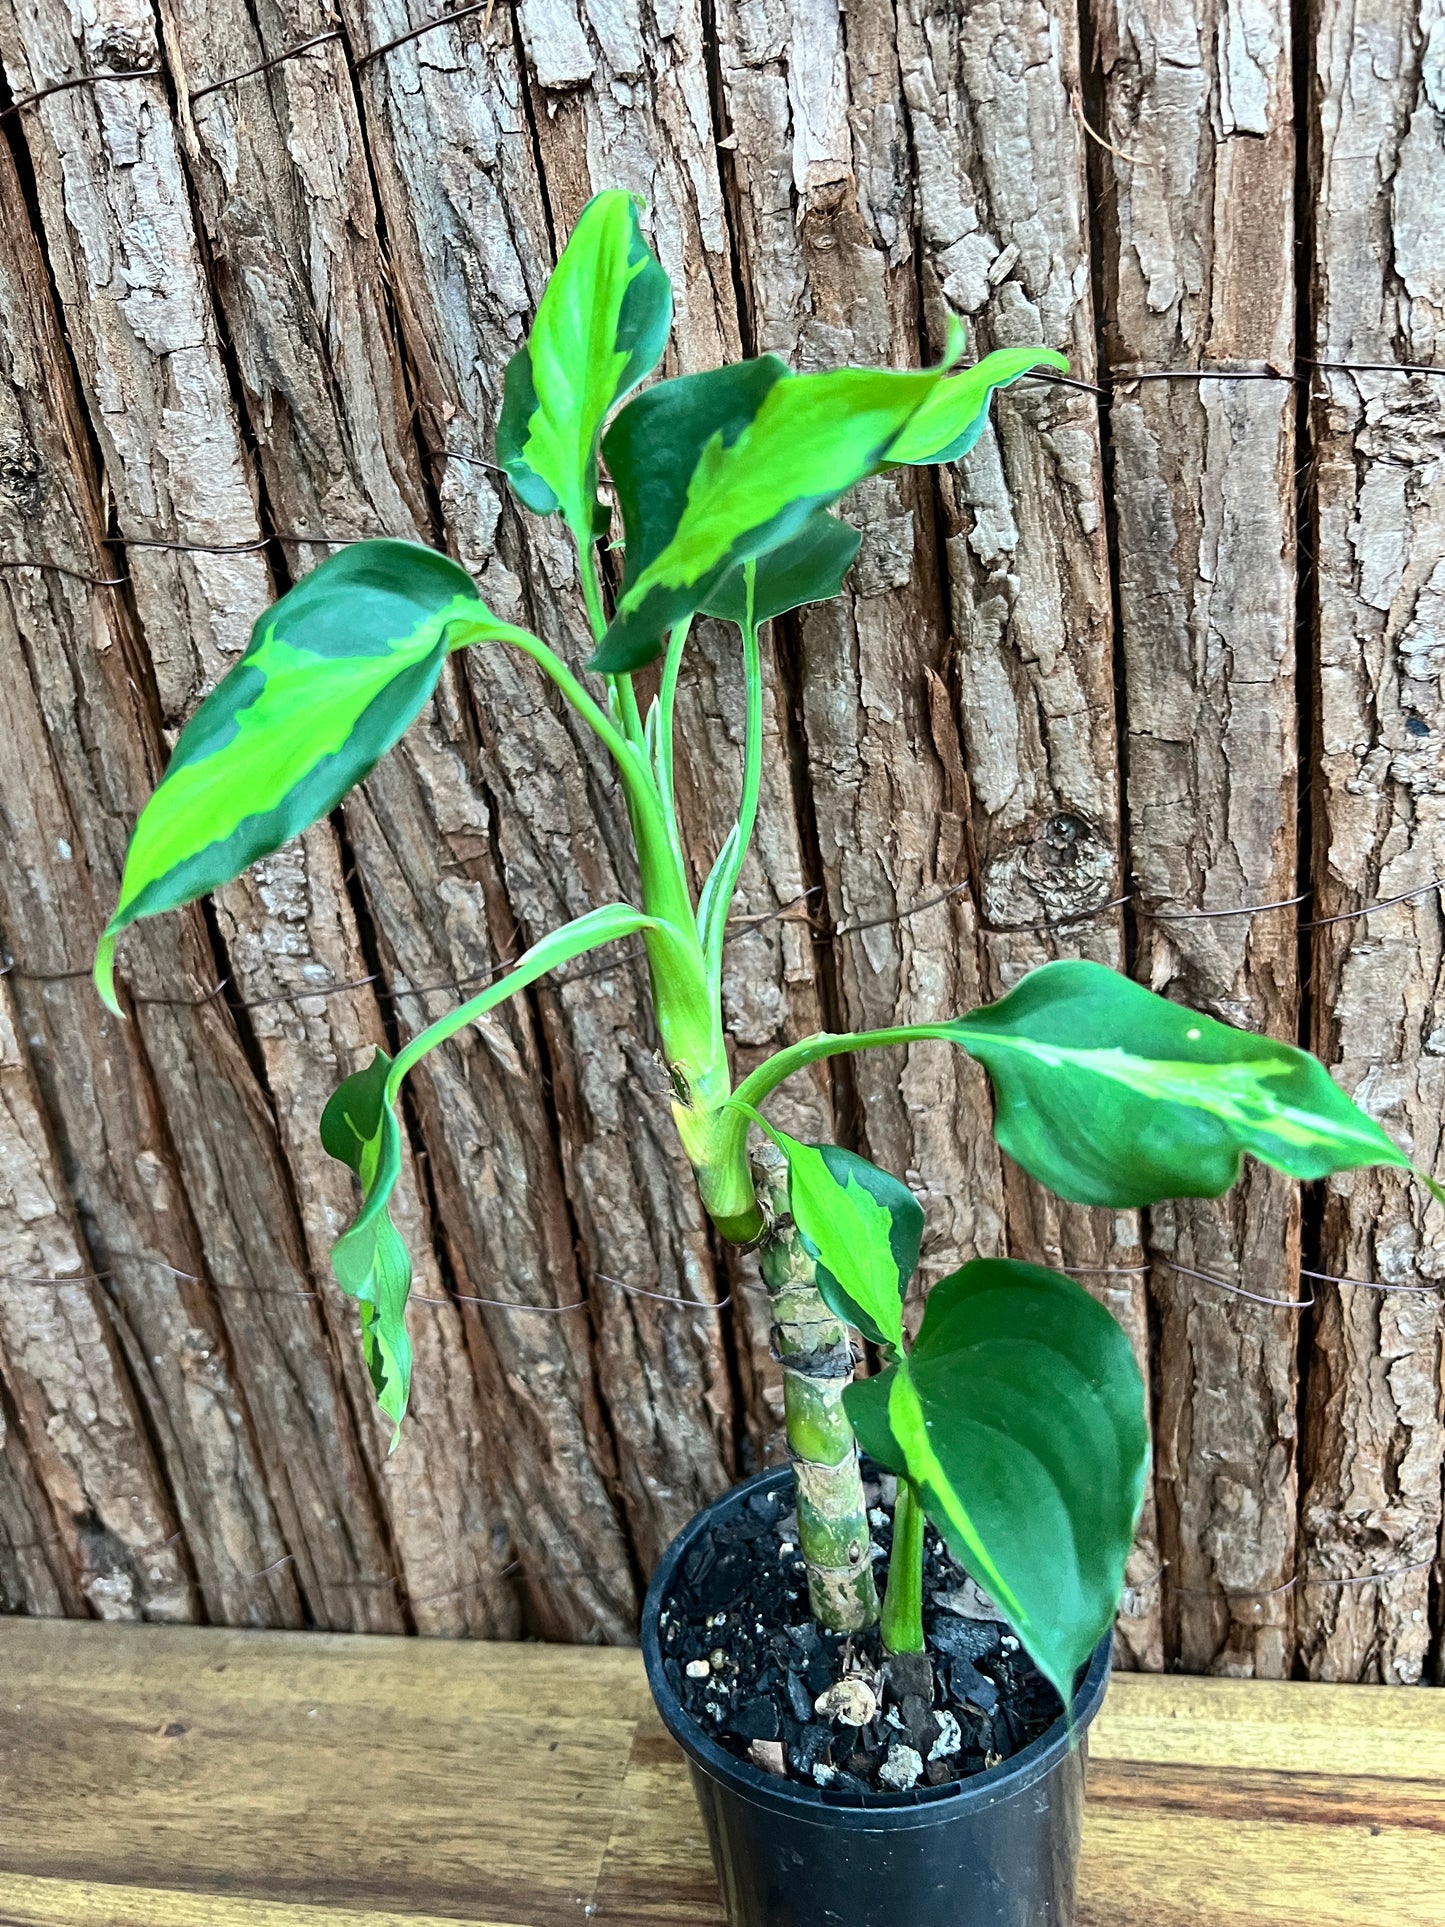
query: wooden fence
[{"left": 0, "top": 0, "right": 1438, "bottom": 1682}]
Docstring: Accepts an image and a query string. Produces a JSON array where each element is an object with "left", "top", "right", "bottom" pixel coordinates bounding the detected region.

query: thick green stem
[
  {"left": 755, "top": 1143, "right": 878, "bottom": 1632},
  {"left": 881, "top": 1479, "right": 926, "bottom": 1654}
]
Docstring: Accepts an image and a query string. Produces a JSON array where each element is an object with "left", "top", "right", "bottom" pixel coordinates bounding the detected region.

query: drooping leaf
[
  {"left": 947, "top": 960, "right": 1410, "bottom": 1208},
  {"left": 769, "top": 1131, "right": 922, "bottom": 1351},
  {"left": 320, "top": 1049, "right": 413, "bottom": 1445},
  {"left": 95, "top": 540, "right": 526, "bottom": 1013},
  {"left": 319, "top": 902, "right": 668, "bottom": 1438},
  {"left": 592, "top": 345, "right": 963, "bottom": 673},
  {"left": 495, "top": 189, "right": 672, "bottom": 542},
  {"left": 700, "top": 507, "right": 861, "bottom": 627},
  {"left": 844, "top": 1258, "right": 1148, "bottom": 1703},
  {"left": 883, "top": 345, "right": 1069, "bottom": 467}
]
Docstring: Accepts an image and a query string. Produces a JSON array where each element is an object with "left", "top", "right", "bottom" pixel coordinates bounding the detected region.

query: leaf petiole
[
  {"left": 880, "top": 1478, "right": 926, "bottom": 1655},
  {"left": 386, "top": 903, "right": 664, "bottom": 1099},
  {"left": 698, "top": 562, "right": 763, "bottom": 997}
]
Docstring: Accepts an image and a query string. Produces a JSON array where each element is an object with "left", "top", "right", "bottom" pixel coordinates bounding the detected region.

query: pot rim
[{"left": 642, "top": 1463, "right": 1112, "bottom": 1834}]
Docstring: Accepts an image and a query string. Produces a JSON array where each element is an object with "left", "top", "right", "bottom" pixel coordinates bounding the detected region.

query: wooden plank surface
[{"left": 0, "top": 1622, "right": 1439, "bottom": 1927}]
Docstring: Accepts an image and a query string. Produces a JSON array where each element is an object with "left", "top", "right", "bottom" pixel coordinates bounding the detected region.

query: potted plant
[{"left": 93, "top": 193, "right": 1430, "bottom": 1927}]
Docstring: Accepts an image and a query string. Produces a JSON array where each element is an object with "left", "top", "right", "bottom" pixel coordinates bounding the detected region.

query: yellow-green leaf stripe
[
  {"left": 496, "top": 189, "right": 672, "bottom": 539},
  {"left": 95, "top": 540, "right": 528, "bottom": 1014}
]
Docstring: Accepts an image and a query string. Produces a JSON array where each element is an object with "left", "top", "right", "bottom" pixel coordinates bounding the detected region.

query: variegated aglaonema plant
[{"left": 95, "top": 191, "right": 1433, "bottom": 1711}]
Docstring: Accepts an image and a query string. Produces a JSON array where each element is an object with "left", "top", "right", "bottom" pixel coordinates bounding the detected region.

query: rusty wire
[
  {"left": 1, "top": 0, "right": 509, "bottom": 131},
  {"left": 9, "top": 872, "right": 1442, "bottom": 1013}
]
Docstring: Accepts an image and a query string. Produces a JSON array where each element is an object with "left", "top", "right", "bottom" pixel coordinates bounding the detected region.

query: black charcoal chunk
[
  {"left": 882, "top": 1650, "right": 933, "bottom": 1706},
  {"left": 929, "top": 1616, "right": 1002, "bottom": 1663},
  {"left": 786, "top": 1670, "right": 814, "bottom": 1722},
  {"left": 728, "top": 1698, "right": 781, "bottom": 1743},
  {"left": 949, "top": 1658, "right": 1000, "bottom": 1714}
]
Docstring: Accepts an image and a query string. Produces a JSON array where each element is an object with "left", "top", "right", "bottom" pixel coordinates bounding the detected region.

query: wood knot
[{"left": 981, "top": 811, "right": 1117, "bottom": 930}]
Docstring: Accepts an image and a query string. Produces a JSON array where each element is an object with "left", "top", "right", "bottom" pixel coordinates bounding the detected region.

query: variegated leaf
[
  {"left": 846, "top": 1258, "right": 1148, "bottom": 1704},
  {"left": 883, "top": 345, "right": 1069, "bottom": 467},
  {"left": 766, "top": 1131, "right": 922, "bottom": 1352},
  {"left": 593, "top": 356, "right": 955, "bottom": 672},
  {"left": 95, "top": 540, "right": 529, "bottom": 1012},
  {"left": 735, "top": 959, "right": 1412, "bottom": 1211},
  {"left": 947, "top": 960, "right": 1409, "bottom": 1207},
  {"left": 320, "top": 1049, "right": 413, "bottom": 1443},
  {"left": 699, "top": 506, "right": 861, "bottom": 627},
  {"left": 320, "top": 903, "right": 664, "bottom": 1437},
  {"left": 495, "top": 189, "right": 672, "bottom": 544}
]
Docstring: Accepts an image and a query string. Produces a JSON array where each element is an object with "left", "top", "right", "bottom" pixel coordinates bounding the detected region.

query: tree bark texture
[
  {"left": 1093, "top": 0, "right": 1304, "bottom": 1678},
  {"left": 0, "top": 0, "right": 1437, "bottom": 1679},
  {"left": 1299, "top": 0, "right": 1445, "bottom": 1686}
]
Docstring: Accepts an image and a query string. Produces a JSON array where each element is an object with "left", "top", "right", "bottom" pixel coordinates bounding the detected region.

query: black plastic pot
[{"left": 642, "top": 1465, "right": 1111, "bottom": 1927}]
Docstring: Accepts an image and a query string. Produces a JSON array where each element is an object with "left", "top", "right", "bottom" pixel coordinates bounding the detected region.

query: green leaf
[
  {"left": 320, "top": 1049, "right": 413, "bottom": 1446},
  {"left": 495, "top": 189, "right": 672, "bottom": 543},
  {"left": 700, "top": 507, "right": 861, "bottom": 627},
  {"left": 769, "top": 1131, "right": 922, "bottom": 1350},
  {"left": 95, "top": 540, "right": 525, "bottom": 1014},
  {"left": 598, "top": 354, "right": 787, "bottom": 667},
  {"left": 844, "top": 1258, "right": 1148, "bottom": 1703},
  {"left": 593, "top": 350, "right": 961, "bottom": 673},
  {"left": 320, "top": 902, "right": 668, "bottom": 1439},
  {"left": 883, "top": 345, "right": 1069, "bottom": 467},
  {"left": 949, "top": 960, "right": 1410, "bottom": 1208}
]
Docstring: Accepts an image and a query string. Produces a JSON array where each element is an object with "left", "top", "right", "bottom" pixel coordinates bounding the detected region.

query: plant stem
[
  {"left": 881, "top": 1478, "right": 926, "bottom": 1654},
  {"left": 699, "top": 566, "right": 763, "bottom": 997},
  {"left": 577, "top": 531, "right": 610, "bottom": 643},
  {"left": 755, "top": 1142, "right": 878, "bottom": 1632}
]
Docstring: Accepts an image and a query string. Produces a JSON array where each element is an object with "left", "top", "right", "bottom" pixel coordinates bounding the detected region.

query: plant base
[{"left": 642, "top": 1466, "right": 1112, "bottom": 1927}]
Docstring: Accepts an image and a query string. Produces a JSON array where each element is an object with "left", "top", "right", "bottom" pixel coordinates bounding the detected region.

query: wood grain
[
  {"left": 338, "top": 0, "right": 741, "bottom": 1571},
  {"left": 712, "top": 0, "right": 1007, "bottom": 1295},
  {"left": 0, "top": 1621, "right": 1439, "bottom": 1927},
  {"left": 0, "top": 113, "right": 302, "bottom": 1630},
  {"left": 156, "top": 0, "right": 520, "bottom": 1641},
  {"left": 0, "top": 0, "right": 430, "bottom": 1635}
]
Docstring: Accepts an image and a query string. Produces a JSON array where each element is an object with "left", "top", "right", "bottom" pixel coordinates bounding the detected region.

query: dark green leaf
[
  {"left": 844, "top": 1258, "right": 1148, "bottom": 1703},
  {"left": 320, "top": 1049, "right": 413, "bottom": 1444},
  {"left": 95, "top": 540, "right": 524, "bottom": 1013},
  {"left": 770, "top": 1131, "right": 921, "bottom": 1350},
  {"left": 592, "top": 355, "right": 959, "bottom": 673},
  {"left": 948, "top": 960, "right": 1409, "bottom": 1207},
  {"left": 495, "top": 189, "right": 672, "bottom": 542},
  {"left": 883, "top": 346, "right": 1069, "bottom": 467},
  {"left": 597, "top": 356, "right": 787, "bottom": 670},
  {"left": 700, "top": 507, "right": 861, "bottom": 626}
]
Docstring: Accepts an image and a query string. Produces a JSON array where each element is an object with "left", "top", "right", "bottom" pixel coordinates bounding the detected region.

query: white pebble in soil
[
  {"left": 878, "top": 1743, "right": 924, "bottom": 1792},
  {"left": 928, "top": 1710, "right": 962, "bottom": 1762},
  {"left": 814, "top": 1677, "right": 879, "bottom": 1726},
  {"left": 685, "top": 1659, "right": 712, "bottom": 1679}
]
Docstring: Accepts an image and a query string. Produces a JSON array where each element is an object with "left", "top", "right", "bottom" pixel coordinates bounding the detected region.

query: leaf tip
[{"left": 93, "top": 929, "right": 124, "bottom": 1018}]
